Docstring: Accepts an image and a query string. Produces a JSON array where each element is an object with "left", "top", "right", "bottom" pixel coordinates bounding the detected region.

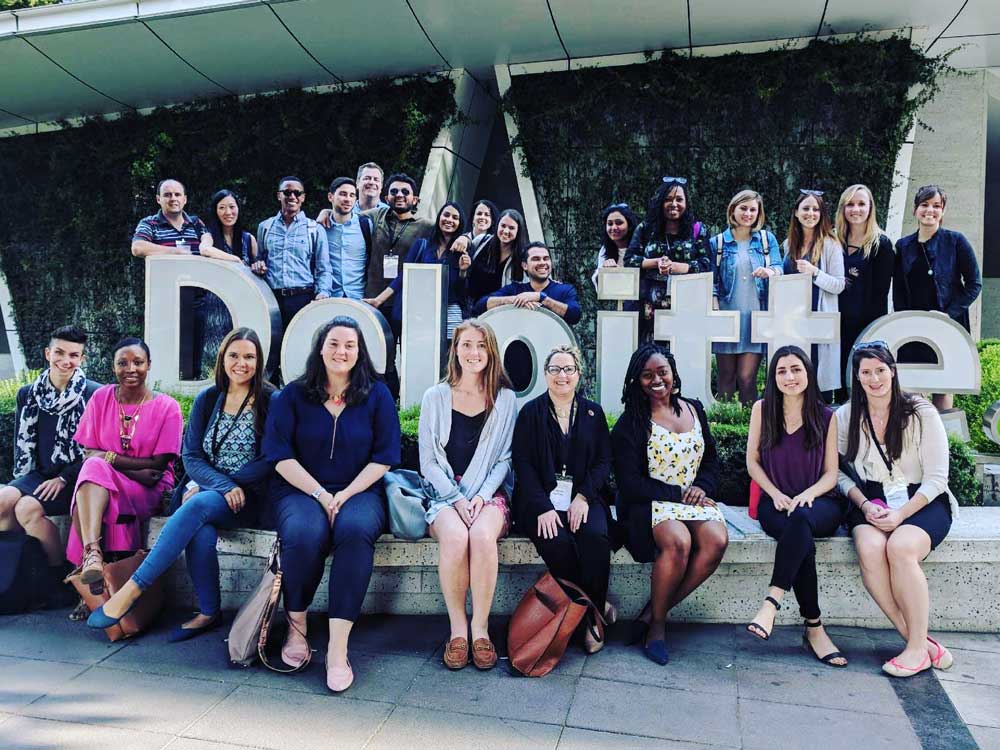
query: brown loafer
[
  {"left": 472, "top": 637, "right": 497, "bottom": 670},
  {"left": 443, "top": 637, "right": 469, "bottom": 670}
]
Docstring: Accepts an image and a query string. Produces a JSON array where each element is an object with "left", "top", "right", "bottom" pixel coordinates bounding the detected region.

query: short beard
[{"left": 391, "top": 202, "right": 414, "bottom": 216}]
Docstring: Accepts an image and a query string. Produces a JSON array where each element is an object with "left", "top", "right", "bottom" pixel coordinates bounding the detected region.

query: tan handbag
[
  {"left": 66, "top": 550, "right": 164, "bottom": 642},
  {"left": 507, "top": 572, "right": 603, "bottom": 677},
  {"left": 227, "top": 540, "right": 310, "bottom": 672}
]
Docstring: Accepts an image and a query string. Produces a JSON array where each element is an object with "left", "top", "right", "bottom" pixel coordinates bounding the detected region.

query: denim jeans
[{"left": 131, "top": 490, "right": 240, "bottom": 616}]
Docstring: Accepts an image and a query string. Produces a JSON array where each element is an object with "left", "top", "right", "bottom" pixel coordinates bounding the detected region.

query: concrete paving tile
[
  {"left": 182, "top": 685, "right": 393, "bottom": 750},
  {"left": 738, "top": 698, "right": 920, "bottom": 750},
  {"left": 0, "top": 611, "right": 129, "bottom": 665},
  {"left": 0, "top": 715, "right": 173, "bottom": 750},
  {"left": 970, "top": 724, "right": 1000, "bottom": 750},
  {"left": 734, "top": 628, "right": 878, "bottom": 672},
  {"left": 556, "top": 727, "right": 734, "bottom": 749},
  {"left": 0, "top": 657, "right": 90, "bottom": 712},
  {"left": 398, "top": 658, "right": 577, "bottom": 725},
  {"left": 735, "top": 656, "right": 905, "bottom": 717},
  {"left": 933, "top": 632, "right": 1000, "bottom": 654},
  {"left": 346, "top": 614, "right": 449, "bottom": 657},
  {"left": 367, "top": 706, "right": 562, "bottom": 750},
  {"left": 163, "top": 739, "right": 257, "bottom": 750},
  {"left": 935, "top": 648, "right": 1000, "bottom": 687},
  {"left": 21, "top": 666, "right": 237, "bottom": 735},
  {"left": 940, "top": 680, "right": 1000, "bottom": 728},
  {"left": 566, "top": 676, "right": 741, "bottom": 747},
  {"left": 582, "top": 644, "right": 737, "bottom": 697},
  {"left": 243, "top": 652, "right": 428, "bottom": 703}
]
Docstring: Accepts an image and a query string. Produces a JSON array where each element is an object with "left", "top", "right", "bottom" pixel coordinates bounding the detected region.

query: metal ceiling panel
[
  {"left": 935, "top": 0, "right": 1000, "bottom": 38},
  {"left": 689, "top": 0, "right": 827, "bottom": 47},
  {"left": 820, "top": 0, "right": 951, "bottom": 42},
  {"left": 0, "top": 36, "right": 121, "bottom": 123},
  {"left": 271, "top": 0, "right": 442, "bottom": 81},
  {"left": 548, "top": 0, "right": 689, "bottom": 57},
  {"left": 144, "top": 3, "right": 334, "bottom": 94},
  {"left": 943, "top": 35, "right": 1000, "bottom": 69},
  {"left": 407, "top": 0, "right": 565, "bottom": 67},
  {"left": 28, "top": 22, "right": 226, "bottom": 111}
]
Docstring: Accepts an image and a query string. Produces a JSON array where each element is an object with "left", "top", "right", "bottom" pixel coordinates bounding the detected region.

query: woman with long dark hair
[
  {"left": 464, "top": 208, "right": 528, "bottom": 304},
  {"left": 611, "top": 344, "right": 728, "bottom": 665},
  {"left": 782, "top": 191, "right": 845, "bottom": 398},
  {"left": 893, "top": 184, "right": 981, "bottom": 410},
  {"left": 264, "top": 316, "right": 401, "bottom": 692},
  {"left": 837, "top": 342, "right": 958, "bottom": 677},
  {"left": 205, "top": 189, "right": 256, "bottom": 264},
  {"left": 420, "top": 319, "right": 516, "bottom": 670},
  {"left": 591, "top": 202, "right": 638, "bottom": 288},
  {"left": 366, "top": 201, "right": 468, "bottom": 337},
  {"left": 88, "top": 328, "right": 274, "bottom": 639},
  {"left": 626, "top": 178, "right": 712, "bottom": 340},
  {"left": 744, "top": 346, "right": 846, "bottom": 666}
]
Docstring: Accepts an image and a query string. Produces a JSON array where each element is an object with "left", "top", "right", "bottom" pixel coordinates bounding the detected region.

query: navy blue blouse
[{"left": 263, "top": 380, "right": 401, "bottom": 500}]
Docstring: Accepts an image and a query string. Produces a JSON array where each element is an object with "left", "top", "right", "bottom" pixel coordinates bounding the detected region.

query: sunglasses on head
[
  {"left": 388, "top": 187, "right": 412, "bottom": 196},
  {"left": 604, "top": 202, "right": 629, "bottom": 212},
  {"left": 799, "top": 189, "right": 824, "bottom": 197},
  {"left": 662, "top": 176, "right": 688, "bottom": 185},
  {"left": 280, "top": 189, "right": 304, "bottom": 198},
  {"left": 852, "top": 340, "right": 889, "bottom": 352}
]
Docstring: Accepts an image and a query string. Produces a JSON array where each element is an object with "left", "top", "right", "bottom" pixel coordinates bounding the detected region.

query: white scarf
[{"left": 13, "top": 368, "right": 88, "bottom": 478}]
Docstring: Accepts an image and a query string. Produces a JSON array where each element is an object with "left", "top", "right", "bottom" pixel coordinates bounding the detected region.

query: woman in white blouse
[{"left": 836, "top": 342, "right": 958, "bottom": 678}]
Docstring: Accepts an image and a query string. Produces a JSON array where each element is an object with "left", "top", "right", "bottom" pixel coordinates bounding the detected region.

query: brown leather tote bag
[
  {"left": 67, "top": 550, "right": 164, "bottom": 642},
  {"left": 507, "top": 572, "right": 603, "bottom": 677}
]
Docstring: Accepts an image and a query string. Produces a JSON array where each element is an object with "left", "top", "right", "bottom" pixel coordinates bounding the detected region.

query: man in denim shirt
[
  {"left": 255, "top": 176, "right": 331, "bottom": 330},
  {"left": 325, "top": 177, "right": 372, "bottom": 300}
]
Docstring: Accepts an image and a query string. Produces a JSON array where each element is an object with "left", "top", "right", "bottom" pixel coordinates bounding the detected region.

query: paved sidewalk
[{"left": 0, "top": 606, "right": 997, "bottom": 750}]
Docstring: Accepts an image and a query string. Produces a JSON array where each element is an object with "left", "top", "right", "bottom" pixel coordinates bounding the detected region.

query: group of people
[{"left": 1, "top": 310, "right": 958, "bottom": 692}]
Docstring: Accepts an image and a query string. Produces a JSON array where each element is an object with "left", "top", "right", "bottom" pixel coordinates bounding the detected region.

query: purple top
[{"left": 760, "top": 406, "right": 833, "bottom": 498}]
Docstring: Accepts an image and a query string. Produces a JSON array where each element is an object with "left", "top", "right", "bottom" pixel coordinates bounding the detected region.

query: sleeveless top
[{"left": 759, "top": 406, "right": 834, "bottom": 498}]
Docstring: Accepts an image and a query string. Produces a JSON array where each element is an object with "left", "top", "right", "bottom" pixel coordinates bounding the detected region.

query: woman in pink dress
[{"left": 68, "top": 337, "right": 183, "bottom": 590}]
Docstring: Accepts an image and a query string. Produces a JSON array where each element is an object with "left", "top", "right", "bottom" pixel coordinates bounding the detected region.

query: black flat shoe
[
  {"left": 627, "top": 599, "right": 652, "bottom": 646},
  {"left": 167, "top": 612, "right": 223, "bottom": 643},
  {"left": 746, "top": 596, "right": 781, "bottom": 641},
  {"left": 802, "top": 619, "right": 847, "bottom": 668}
]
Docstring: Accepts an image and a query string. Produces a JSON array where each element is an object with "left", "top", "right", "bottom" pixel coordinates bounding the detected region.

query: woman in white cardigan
[
  {"left": 419, "top": 319, "right": 517, "bottom": 672},
  {"left": 782, "top": 191, "right": 845, "bottom": 397},
  {"left": 836, "top": 342, "right": 957, "bottom": 678}
]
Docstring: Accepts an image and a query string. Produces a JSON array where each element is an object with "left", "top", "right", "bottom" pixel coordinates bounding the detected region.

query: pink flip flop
[
  {"left": 882, "top": 654, "right": 931, "bottom": 678},
  {"left": 927, "top": 636, "right": 954, "bottom": 670}
]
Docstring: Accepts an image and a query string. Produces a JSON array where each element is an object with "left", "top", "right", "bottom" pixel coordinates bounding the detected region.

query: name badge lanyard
[
  {"left": 862, "top": 408, "right": 908, "bottom": 505},
  {"left": 384, "top": 217, "right": 414, "bottom": 276},
  {"left": 211, "top": 391, "right": 253, "bottom": 460},
  {"left": 549, "top": 397, "right": 578, "bottom": 481}
]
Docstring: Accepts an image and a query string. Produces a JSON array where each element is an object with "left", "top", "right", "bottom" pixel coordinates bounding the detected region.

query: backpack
[{"left": 0, "top": 531, "right": 49, "bottom": 615}]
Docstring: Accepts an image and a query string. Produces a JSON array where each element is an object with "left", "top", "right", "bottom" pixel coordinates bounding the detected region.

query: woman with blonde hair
[
  {"left": 419, "top": 319, "right": 517, "bottom": 670},
  {"left": 834, "top": 185, "right": 894, "bottom": 401},
  {"left": 711, "top": 189, "right": 783, "bottom": 405},
  {"left": 782, "top": 190, "right": 845, "bottom": 400}
]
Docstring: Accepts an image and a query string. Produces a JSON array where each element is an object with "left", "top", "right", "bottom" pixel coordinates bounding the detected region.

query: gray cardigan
[{"left": 418, "top": 383, "right": 517, "bottom": 508}]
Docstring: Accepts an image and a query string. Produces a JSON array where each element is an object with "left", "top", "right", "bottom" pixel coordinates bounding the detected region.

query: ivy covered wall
[
  {"left": 0, "top": 77, "right": 457, "bottom": 381},
  {"left": 503, "top": 36, "right": 951, "bottom": 365}
]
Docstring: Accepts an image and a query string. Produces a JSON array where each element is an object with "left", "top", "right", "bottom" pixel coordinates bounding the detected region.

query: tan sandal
[{"left": 80, "top": 541, "right": 104, "bottom": 586}]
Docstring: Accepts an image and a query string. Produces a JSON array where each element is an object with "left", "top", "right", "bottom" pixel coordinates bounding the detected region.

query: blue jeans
[{"left": 131, "top": 490, "right": 240, "bottom": 616}]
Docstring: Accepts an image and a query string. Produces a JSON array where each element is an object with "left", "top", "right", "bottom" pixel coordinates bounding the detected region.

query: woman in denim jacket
[
  {"left": 711, "top": 190, "right": 782, "bottom": 405},
  {"left": 626, "top": 178, "right": 712, "bottom": 341},
  {"left": 893, "top": 184, "right": 981, "bottom": 411}
]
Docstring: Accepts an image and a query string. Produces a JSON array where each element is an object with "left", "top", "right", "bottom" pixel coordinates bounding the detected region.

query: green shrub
[
  {"left": 711, "top": 423, "right": 751, "bottom": 506},
  {"left": 948, "top": 435, "right": 982, "bottom": 507},
  {"left": 706, "top": 399, "right": 752, "bottom": 427},
  {"left": 955, "top": 342, "right": 1000, "bottom": 455}
]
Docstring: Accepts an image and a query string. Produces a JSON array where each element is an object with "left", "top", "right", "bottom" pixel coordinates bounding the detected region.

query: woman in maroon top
[{"left": 744, "top": 346, "right": 847, "bottom": 667}]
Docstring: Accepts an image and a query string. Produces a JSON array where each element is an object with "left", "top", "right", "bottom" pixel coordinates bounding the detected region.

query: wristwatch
[
  {"left": 310, "top": 487, "right": 325, "bottom": 501},
  {"left": 538, "top": 291, "right": 548, "bottom": 303}
]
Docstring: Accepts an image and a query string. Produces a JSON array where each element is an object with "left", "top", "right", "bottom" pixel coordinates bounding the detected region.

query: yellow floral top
[{"left": 648, "top": 418, "right": 725, "bottom": 525}]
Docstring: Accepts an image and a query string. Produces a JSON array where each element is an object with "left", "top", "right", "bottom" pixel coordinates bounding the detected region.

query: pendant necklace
[
  {"left": 117, "top": 387, "right": 149, "bottom": 452},
  {"left": 918, "top": 241, "right": 934, "bottom": 276}
]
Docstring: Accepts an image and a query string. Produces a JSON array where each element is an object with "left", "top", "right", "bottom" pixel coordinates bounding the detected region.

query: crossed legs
[{"left": 0, "top": 485, "right": 64, "bottom": 565}]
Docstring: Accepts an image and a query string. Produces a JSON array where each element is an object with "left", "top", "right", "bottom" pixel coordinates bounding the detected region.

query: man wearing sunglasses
[{"left": 255, "top": 176, "right": 332, "bottom": 335}]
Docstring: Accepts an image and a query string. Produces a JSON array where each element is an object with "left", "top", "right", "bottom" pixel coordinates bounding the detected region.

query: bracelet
[
  {"left": 860, "top": 499, "right": 870, "bottom": 511},
  {"left": 104, "top": 451, "right": 117, "bottom": 465}
]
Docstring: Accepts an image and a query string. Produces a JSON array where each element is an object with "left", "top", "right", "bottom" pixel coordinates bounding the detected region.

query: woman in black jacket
[
  {"left": 611, "top": 343, "right": 728, "bottom": 665},
  {"left": 513, "top": 345, "right": 614, "bottom": 654}
]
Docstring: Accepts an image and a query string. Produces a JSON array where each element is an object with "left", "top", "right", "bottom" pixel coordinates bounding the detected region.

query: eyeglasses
[
  {"left": 799, "top": 189, "right": 824, "bottom": 197},
  {"left": 852, "top": 340, "right": 889, "bottom": 352},
  {"left": 605, "top": 202, "right": 629, "bottom": 212},
  {"left": 280, "top": 189, "right": 305, "bottom": 198},
  {"left": 388, "top": 187, "right": 412, "bottom": 196},
  {"left": 545, "top": 365, "right": 579, "bottom": 376},
  {"left": 662, "top": 176, "right": 688, "bottom": 185}
]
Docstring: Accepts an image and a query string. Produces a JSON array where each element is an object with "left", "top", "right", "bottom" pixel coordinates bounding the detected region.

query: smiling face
[
  {"left": 156, "top": 180, "right": 187, "bottom": 218},
  {"left": 639, "top": 353, "right": 673, "bottom": 404},
  {"left": 329, "top": 183, "right": 357, "bottom": 215},
  {"left": 455, "top": 326, "right": 489, "bottom": 377},
  {"left": 321, "top": 326, "right": 359, "bottom": 379},
  {"left": 545, "top": 352, "right": 580, "bottom": 399},
  {"left": 114, "top": 345, "right": 149, "bottom": 389},
  {"left": 523, "top": 245, "right": 551, "bottom": 282},
  {"left": 387, "top": 181, "right": 416, "bottom": 214},
  {"left": 497, "top": 215, "right": 519, "bottom": 245},
  {"left": 795, "top": 195, "right": 821, "bottom": 229},
  {"left": 774, "top": 354, "right": 808, "bottom": 397},
  {"left": 914, "top": 192, "right": 946, "bottom": 230},
  {"left": 733, "top": 199, "right": 759, "bottom": 228},
  {"left": 857, "top": 356, "right": 894, "bottom": 399},
  {"left": 223, "top": 338, "right": 257, "bottom": 389},
  {"left": 661, "top": 187, "right": 686, "bottom": 222},
  {"left": 44, "top": 338, "right": 85, "bottom": 380},
  {"left": 439, "top": 205, "right": 461, "bottom": 236},
  {"left": 215, "top": 195, "right": 239, "bottom": 228},
  {"left": 278, "top": 180, "right": 305, "bottom": 217},
  {"left": 358, "top": 167, "right": 382, "bottom": 202},
  {"left": 842, "top": 189, "right": 871, "bottom": 227},
  {"left": 473, "top": 203, "right": 493, "bottom": 235},
  {"left": 606, "top": 211, "right": 629, "bottom": 243}
]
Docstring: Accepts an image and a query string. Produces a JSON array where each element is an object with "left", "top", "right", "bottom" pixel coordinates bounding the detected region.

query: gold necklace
[{"left": 116, "top": 387, "right": 149, "bottom": 452}]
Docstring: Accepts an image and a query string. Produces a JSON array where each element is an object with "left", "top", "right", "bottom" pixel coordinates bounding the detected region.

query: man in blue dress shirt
[
  {"left": 326, "top": 177, "right": 372, "bottom": 300},
  {"left": 474, "top": 242, "right": 582, "bottom": 324}
]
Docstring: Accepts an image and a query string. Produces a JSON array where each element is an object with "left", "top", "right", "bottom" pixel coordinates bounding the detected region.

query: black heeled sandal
[
  {"left": 746, "top": 596, "right": 780, "bottom": 641},
  {"left": 802, "top": 619, "right": 848, "bottom": 668}
]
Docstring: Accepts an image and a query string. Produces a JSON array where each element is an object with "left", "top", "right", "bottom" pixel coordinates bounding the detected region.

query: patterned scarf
[{"left": 13, "top": 368, "right": 88, "bottom": 479}]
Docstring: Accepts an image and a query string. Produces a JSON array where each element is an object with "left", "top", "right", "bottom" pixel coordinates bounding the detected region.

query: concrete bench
[{"left": 50, "top": 507, "right": 1000, "bottom": 632}]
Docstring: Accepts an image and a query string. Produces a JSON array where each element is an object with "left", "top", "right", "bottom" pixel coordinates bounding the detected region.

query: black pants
[
  {"left": 756, "top": 496, "right": 844, "bottom": 620},
  {"left": 272, "top": 291, "right": 313, "bottom": 385},
  {"left": 527, "top": 506, "right": 611, "bottom": 612},
  {"left": 179, "top": 290, "right": 209, "bottom": 380}
]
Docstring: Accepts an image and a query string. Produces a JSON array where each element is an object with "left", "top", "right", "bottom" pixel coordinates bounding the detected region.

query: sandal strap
[
  {"left": 764, "top": 596, "right": 781, "bottom": 611},
  {"left": 820, "top": 651, "right": 846, "bottom": 664},
  {"left": 804, "top": 619, "right": 823, "bottom": 628}
]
